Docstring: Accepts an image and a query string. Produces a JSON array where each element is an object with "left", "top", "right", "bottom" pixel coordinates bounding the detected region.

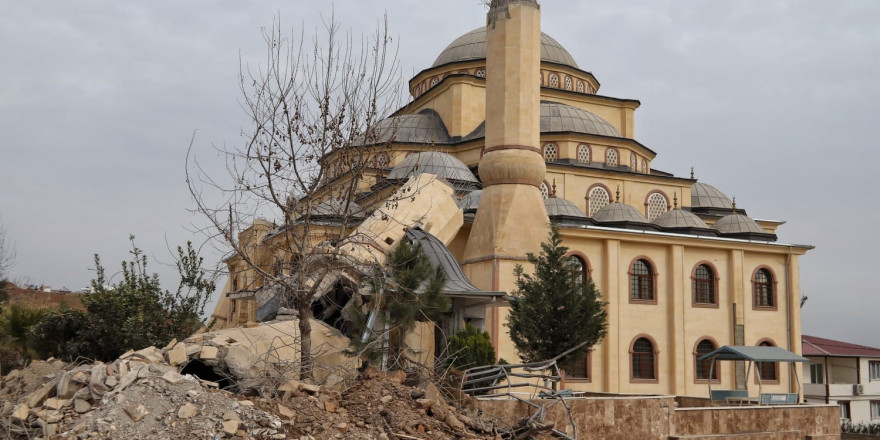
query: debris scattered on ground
[{"left": 1, "top": 338, "right": 516, "bottom": 439}]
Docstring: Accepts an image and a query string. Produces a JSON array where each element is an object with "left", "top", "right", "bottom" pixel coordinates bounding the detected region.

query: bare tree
[
  {"left": 187, "top": 13, "right": 401, "bottom": 379},
  {"left": 0, "top": 216, "right": 15, "bottom": 280}
]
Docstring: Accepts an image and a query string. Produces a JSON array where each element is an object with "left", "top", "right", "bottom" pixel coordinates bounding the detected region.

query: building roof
[
  {"left": 405, "top": 227, "right": 506, "bottom": 299},
  {"left": 372, "top": 109, "right": 450, "bottom": 144},
  {"left": 458, "top": 190, "right": 482, "bottom": 212},
  {"left": 714, "top": 213, "right": 764, "bottom": 234},
  {"left": 802, "top": 335, "right": 880, "bottom": 358},
  {"left": 698, "top": 345, "right": 809, "bottom": 363},
  {"left": 593, "top": 202, "right": 650, "bottom": 224},
  {"left": 540, "top": 101, "right": 620, "bottom": 138},
  {"left": 653, "top": 209, "right": 709, "bottom": 229},
  {"left": 432, "top": 27, "right": 579, "bottom": 69},
  {"left": 544, "top": 197, "right": 587, "bottom": 218},
  {"left": 691, "top": 182, "right": 733, "bottom": 209},
  {"left": 387, "top": 151, "right": 480, "bottom": 189}
]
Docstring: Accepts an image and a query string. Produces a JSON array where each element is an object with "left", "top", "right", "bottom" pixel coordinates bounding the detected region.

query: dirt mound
[{"left": 3, "top": 283, "right": 85, "bottom": 311}]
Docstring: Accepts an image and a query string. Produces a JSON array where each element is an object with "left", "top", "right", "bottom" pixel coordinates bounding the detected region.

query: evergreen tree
[
  {"left": 349, "top": 240, "right": 450, "bottom": 368},
  {"left": 506, "top": 225, "right": 608, "bottom": 372},
  {"left": 447, "top": 323, "right": 495, "bottom": 370}
]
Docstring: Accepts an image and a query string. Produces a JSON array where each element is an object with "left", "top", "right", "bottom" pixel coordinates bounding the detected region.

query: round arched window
[
  {"left": 588, "top": 186, "right": 610, "bottom": 216},
  {"left": 549, "top": 73, "right": 559, "bottom": 88},
  {"left": 564, "top": 76, "right": 573, "bottom": 90},
  {"left": 577, "top": 81, "right": 585, "bottom": 93},
  {"left": 540, "top": 182, "right": 550, "bottom": 200},
  {"left": 647, "top": 193, "right": 669, "bottom": 221},
  {"left": 475, "top": 68, "right": 486, "bottom": 78},
  {"left": 577, "top": 144, "right": 591, "bottom": 164},
  {"left": 606, "top": 149, "right": 618, "bottom": 167},
  {"left": 543, "top": 144, "right": 558, "bottom": 162},
  {"left": 630, "top": 153, "right": 637, "bottom": 170},
  {"left": 695, "top": 339, "right": 718, "bottom": 380}
]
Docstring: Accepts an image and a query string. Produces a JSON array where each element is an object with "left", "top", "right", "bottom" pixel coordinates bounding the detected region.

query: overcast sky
[{"left": 2, "top": 1, "right": 877, "bottom": 346}]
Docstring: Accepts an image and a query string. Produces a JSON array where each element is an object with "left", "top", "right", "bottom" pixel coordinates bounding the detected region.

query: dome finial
[
  {"left": 615, "top": 185, "right": 621, "bottom": 202},
  {"left": 673, "top": 193, "right": 678, "bottom": 210},
  {"left": 732, "top": 197, "right": 737, "bottom": 212},
  {"left": 550, "top": 179, "right": 557, "bottom": 198},
  {"left": 690, "top": 166, "right": 695, "bottom": 180}
]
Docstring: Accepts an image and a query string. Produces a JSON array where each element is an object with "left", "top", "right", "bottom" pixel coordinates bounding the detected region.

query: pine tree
[
  {"left": 350, "top": 240, "right": 450, "bottom": 369},
  {"left": 506, "top": 225, "right": 608, "bottom": 372}
]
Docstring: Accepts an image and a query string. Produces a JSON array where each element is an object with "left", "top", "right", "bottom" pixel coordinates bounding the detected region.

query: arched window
[
  {"left": 430, "top": 77, "right": 438, "bottom": 87},
  {"left": 642, "top": 159, "right": 648, "bottom": 174},
  {"left": 630, "top": 259, "right": 655, "bottom": 302},
  {"left": 565, "top": 352, "right": 590, "bottom": 379},
  {"left": 630, "top": 153, "right": 637, "bottom": 170},
  {"left": 693, "top": 264, "right": 716, "bottom": 305},
  {"left": 475, "top": 68, "right": 486, "bottom": 78},
  {"left": 374, "top": 152, "right": 390, "bottom": 169},
  {"left": 606, "top": 149, "right": 618, "bottom": 167},
  {"left": 543, "top": 143, "right": 558, "bottom": 162},
  {"left": 549, "top": 73, "right": 559, "bottom": 88},
  {"left": 758, "top": 341, "right": 779, "bottom": 381},
  {"left": 577, "top": 144, "right": 591, "bottom": 163},
  {"left": 577, "top": 81, "right": 585, "bottom": 93},
  {"left": 567, "top": 255, "right": 589, "bottom": 285},
  {"left": 695, "top": 339, "right": 718, "bottom": 381},
  {"left": 646, "top": 192, "right": 669, "bottom": 221},
  {"left": 540, "top": 182, "right": 550, "bottom": 200},
  {"left": 587, "top": 186, "right": 610, "bottom": 216},
  {"left": 632, "top": 337, "right": 656, "bottom": 380},
  {"left": 564, "top": 76, "right": 573, "bottom": 90},
  {"left": 754, "top": 268, "right": 774, "bottom": 308}
]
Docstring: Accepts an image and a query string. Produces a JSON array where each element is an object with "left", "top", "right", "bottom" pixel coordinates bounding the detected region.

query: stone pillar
[
  {"left": 463, "top": 0, "right": 549, "bottom": 362},
  {"left": 729, "top": 249, "right": 746, "bottom": 389},
  {"left": 669, "top": 245, "right": 686, "bottom": 395},
  {"left": 603, "top": 239, "right": 620, "bottom": 392}
]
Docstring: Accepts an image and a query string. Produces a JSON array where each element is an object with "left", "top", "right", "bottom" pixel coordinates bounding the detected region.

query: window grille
[
  {"left": 754, "top": 269, "right": 774, "bottom": 307},
  {"left": 630, "top": 260, "right": 654, "bottom": 301},
  {"left": 630, "top": 153, "right": 637, "bottom": 170},
  {"left": 430, "top": 77, "right": 438, "bottom": 87},
  {"left": 564, "top": 76, "right": 573, "bottom": 90},
  {"left": 549, "top": 73, "right": 559, "bottom": 88},
  {"left": 588, "top": 187, "right": 610, "bottom": 216},
  {"left": 567, "top": 255, "right": 588, "bottom": 285},
  {"left": 642, "top": 159, "right": 648, "bottom": 173},
  {"left": 475, "top": 68, "right": 486, "bottom": 78},
  {"left": 758, "top": 341, "right": 778, "bottom": 381},
  {"left": 577, "top": 81, "right": 585, "bottom": 93},
  {"left": 694, "top": 264, "right": 715, "bottom": 304},
  {"left": 375, "top": 153, "right": 390, "bottom": 169},
  {"left": 543, "top": 143, "right": 558, "bottom": 162},
  {"left": 540, "top": 182, "right": 549, "bottom": 200},
  {"left": 606, "top": 149, "right": 618, "bottom": 167},
  {"left": 577, "top": 144, "right": 590, "bottom": 163},
  {"left": 647, "top": 193, "right": 669, "bottom": 221},
  {"left": 632, "top": 338, "right": 655, "bottom": 380},
  {"left": 695, "top": 340, "right": 718, "bottom": 380}
]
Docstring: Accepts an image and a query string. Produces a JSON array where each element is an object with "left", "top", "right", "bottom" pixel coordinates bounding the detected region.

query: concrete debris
[{"left": 0, "top": 325, "right": 508, "bottom": 440}]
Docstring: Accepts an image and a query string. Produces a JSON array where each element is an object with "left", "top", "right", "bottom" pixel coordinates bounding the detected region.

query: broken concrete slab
[
  {"left": 166, "top": 342, "right": 188, "bottom": 366},
  {"left": 74, "top": 399, "right": 91, "bottom": 414},
  {"left": 124, "top": 403, "right": 149, "bottom": 422},
  {"left": 177, "top": 403, "right": 198, "bottom": 419},
  {"left": 199, "top": 345, "right": 219, "bottom": 360},
  {"left": 11, "top": 404, "right": 29, "bottom": 422},
  {"left": 25, "top": 383, "right": 55, "bottom": 408}
]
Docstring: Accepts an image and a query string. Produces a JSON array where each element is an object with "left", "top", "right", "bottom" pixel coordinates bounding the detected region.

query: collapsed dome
[
  {"left": 713, "top": 213, "right": 764, "bottom": 235},
  {"left": 458, "top": 190, "right": 482, "bottom": 212},
  {"left": 541, "top": 101, "right": 620, "bottom": 138},
  {"left": 544, "top": 197, "right": 587, "bottom": 218},
  {"left": 691, "top": 182, "right": 733, "bottom": 209},
  {"left": 387, "top": 151, "right": 480, "bottom": 190},
  {"left": 593, "top": 202, "right": 650, "bottom": 224},
  {"left": 652, "top": 209, "right": 709, "bottom": 229},
  {"left": 432, "top": 27, "right": 579, "bottom": 69}
]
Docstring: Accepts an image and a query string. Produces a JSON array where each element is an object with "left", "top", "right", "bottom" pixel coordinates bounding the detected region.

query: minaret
[{"left": 462, "top": 0, "right": 549, "bottom": 361}]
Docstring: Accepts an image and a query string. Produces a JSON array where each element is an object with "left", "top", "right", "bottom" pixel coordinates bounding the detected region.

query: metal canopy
[
  {"left": 698, "top": 345, "right": 809, "bottom": 363},
  {"left": 405, "top": 227, "right": 507, "bottom": 300}
]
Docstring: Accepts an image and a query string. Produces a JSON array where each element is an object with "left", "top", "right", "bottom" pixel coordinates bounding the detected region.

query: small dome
[
  {"left": 541, "top": 101, "right": 620, "bottom": 138},
  {"left": 653, "top": 209, "right": 709, "bottom": 229},
  {"left": 714, "top": 213, "right": 764, "bottom": 235},
  {"left": 432, "top": 27, "right": 579, "bottom": 69},
  {"left": 691, "top": 182, "right": 733, "bottom": 209},
  {"left": 369, "top": 110, "right": 450, "bottom": 145},
  {"left": 593, "top": 203, "right": 649, "bottom": 224},
  {"left": 458, "top": 190, "right": 482, "bottom": 212},
  {"left": 544, "top": 197, "right": 587, "bottom": 218},
  {"left": 387, "top": 151, "right": 479, "bottom": 186}
]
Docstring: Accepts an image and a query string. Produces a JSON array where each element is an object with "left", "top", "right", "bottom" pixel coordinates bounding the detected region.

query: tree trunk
[{"left": 297, "top": 302, "right": 313, "bottom": 380}]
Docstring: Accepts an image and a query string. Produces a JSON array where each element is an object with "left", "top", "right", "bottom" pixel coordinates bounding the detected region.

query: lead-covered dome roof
[
  {"left": 544, "top": 197, "right": 587, "bottom": 218},
  {"left": 691, "top": 182, "right": 733, "bottom": 209},
  {"left": 387, "top": 151, "right": 480, "bottom": 189},
  {"left": 541, "top": 101, "right": 620, "bottom": 137},
  {"left": 371, "top": 109, "right": 450, "bottom": 145},
  {"left": 713, "top": 213, "right": 764, "bottom": 235},
  {"left": 458, "top": 190, "right": 482, "bottom": 212},
  {"left": 432, "top": 27, "right": 579, "bottom": 69},
  {"left": 653, "top": 209, "right": 709, "bottom": 229},
  {"left": 593, "top": 202, "right": 650, "bottom": 224}
]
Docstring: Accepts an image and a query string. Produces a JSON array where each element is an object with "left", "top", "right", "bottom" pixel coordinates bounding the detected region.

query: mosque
[{"left": 211, "top": 0, "right": 813, "bottom": 398}]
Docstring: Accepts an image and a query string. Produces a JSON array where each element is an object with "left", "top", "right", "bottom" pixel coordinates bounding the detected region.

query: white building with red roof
[{"left": 803, "top": 335, "right": 880, "bottom": 423}]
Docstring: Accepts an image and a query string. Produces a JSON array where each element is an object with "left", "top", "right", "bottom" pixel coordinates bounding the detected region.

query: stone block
[
  {"left": 177, "top": 403, "right": 198, "bottom": 419},
  {"left": 200, "top": 345, "right": 219, "bottom": 360},
  {"left": 124, "top": 404, "right": 149, "bottom": 422},
  {"left": 11, "top": 404, "right": 29, "bottom": 422},
  {"left": 167, "top": 342, "right": 188, "bottom": 366},
  {"left": 74, "top": 399, "right": 91, "bottom": 414},
  {"left": 224, "top": 345, "right": 258, "bottom": 379},
  {"left": 25, "top": 383, "right": 55, "bottom": 408},
  {"left": 222, "top": 420, "right": 239, "bottom": 436}
]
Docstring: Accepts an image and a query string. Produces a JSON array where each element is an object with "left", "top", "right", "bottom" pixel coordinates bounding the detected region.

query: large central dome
[{"left": 432, "top": 27, "right": 579, "bottom": 69}]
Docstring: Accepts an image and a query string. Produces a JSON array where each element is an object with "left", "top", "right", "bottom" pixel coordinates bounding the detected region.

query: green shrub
[
  {"left": 0, "top": 303, "right": 49, "bottom": 360},
  {"left": 447, "top": 324, "right": 495, "bottom": 370}
]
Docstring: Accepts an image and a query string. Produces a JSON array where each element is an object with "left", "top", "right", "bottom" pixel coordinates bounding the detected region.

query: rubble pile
[{"left": 0, "top": 339, "right": 514, "bottom": 439}]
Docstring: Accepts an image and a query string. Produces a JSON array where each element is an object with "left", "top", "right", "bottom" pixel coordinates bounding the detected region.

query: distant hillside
[{"left": 2, "top": 282, "right": 85, "bottom": 311}]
